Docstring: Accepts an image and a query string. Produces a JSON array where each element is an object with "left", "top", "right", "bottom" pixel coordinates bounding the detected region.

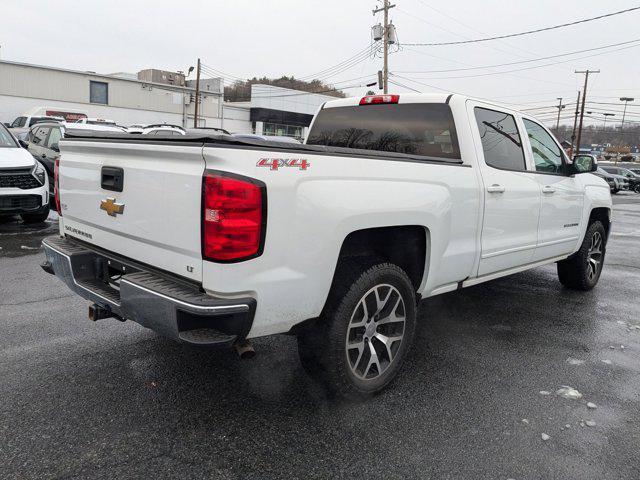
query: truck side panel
[{"left": 201, "top": 146, "right": 481, "bottom": 338}]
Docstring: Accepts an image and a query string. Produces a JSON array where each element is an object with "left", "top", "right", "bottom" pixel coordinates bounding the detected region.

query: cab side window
[
  {"left": 523, "top": 119, "right": 564, "bottom": 174},
  {"left": 474, "top": 107, "right": 526, "bottom": 171}
]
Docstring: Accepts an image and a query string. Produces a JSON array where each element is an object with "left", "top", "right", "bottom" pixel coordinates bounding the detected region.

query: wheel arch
[
  {"left": 335, "top": 225, "right": 429, "bottom": 292},
  {"left": 589, "top": 207, "right": 611, "bottom": 239},
  {"left": 288, "top": 225, "right": 430, "bottom": 335}
]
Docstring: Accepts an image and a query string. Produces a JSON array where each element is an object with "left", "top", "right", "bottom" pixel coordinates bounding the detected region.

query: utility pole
[
  {"left": 574, "top": 69, "right": 599, "bottom": 159},
  {"left": 373, "top": 1, "right": 395, "bottom": 93},
  {"left": 570, "top": 91, "right": 581, "bottom": 158},
  {"left": 555, "top": 97, "right": 565, "bottom": 132},
  {"left": 193, "top": 58, "right": 201, "bottom": 128}
]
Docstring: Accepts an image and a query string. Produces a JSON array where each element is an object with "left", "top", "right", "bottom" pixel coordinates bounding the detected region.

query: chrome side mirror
[{"left": 572, "top": 155, "right": 598, "bottom": 174}]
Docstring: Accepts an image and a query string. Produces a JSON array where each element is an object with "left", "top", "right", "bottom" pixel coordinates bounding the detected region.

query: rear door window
[
  {"left": 474, "top": 107, "right": 526, "bottom": 171},
  {"left": 307, "top": 103, "right": 460, "bottom": 159}
]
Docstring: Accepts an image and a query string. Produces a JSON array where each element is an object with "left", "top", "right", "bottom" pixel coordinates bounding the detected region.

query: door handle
[
  {"left": 542, "top": 185, "right": 556, "bottom": 194},
  {"left": 487, "top": 184, "right": 505, "bottom": 193}
]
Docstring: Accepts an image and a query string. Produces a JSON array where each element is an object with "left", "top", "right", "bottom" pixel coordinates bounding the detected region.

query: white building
[
  {"left": 0, "top": 60, "right": 337, "bottom": 139},
  {"left": 245, "top": 84, "right": 335, "bottom": 139}
]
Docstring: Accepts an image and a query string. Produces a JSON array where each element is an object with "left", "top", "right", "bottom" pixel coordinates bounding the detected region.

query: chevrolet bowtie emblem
[{"left": 100, "top": 198, "right": 125, "bottom": 217}]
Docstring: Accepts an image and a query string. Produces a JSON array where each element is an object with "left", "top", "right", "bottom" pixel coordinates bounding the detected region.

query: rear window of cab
[{"left": 306, "top": 103, "right": 460, "bottom": 159}]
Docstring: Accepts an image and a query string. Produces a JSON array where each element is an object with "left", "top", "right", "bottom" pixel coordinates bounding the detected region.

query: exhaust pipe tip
[
  {"left": 234, "top": 340, "right": 255, "bottom": 359},
  {"left": 88, "top": 303, "right": 112, "bottom": 322},
  {"left": 40, "top": 261, "right": 54, "bottom": 275}
]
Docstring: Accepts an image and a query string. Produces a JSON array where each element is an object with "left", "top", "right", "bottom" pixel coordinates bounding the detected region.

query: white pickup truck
[{"left": 42, "top": 93, "right": 611, "bottom": 396}]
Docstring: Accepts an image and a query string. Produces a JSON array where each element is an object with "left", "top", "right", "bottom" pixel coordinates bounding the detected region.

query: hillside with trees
[
  {"left": 224, "top": 76, "right": 346, "bottom": 102},
  {"left": 551, "top": 124, "right": 640, "bottom": 148}
]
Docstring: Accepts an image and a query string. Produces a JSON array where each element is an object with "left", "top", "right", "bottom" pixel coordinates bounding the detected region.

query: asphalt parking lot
[{"left": 1, "top": 194, "right": 639, "bottom": 480}]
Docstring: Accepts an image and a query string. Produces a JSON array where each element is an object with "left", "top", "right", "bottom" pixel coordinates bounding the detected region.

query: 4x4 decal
[{"left": 257, "top": 158, "right": 310, "bottom": 171}]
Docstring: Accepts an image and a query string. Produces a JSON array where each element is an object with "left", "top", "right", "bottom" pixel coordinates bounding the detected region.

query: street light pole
[
  {"left": 620, "top": 97, "right": 635, "bottom": 134},
  {"left": 618, "top": 97, "right": 634, "bottom": 163},
  {"left": 603, "top": 112, "right": 615, "bottom": 130},
  {"left": 555, "top": 97, "right": 565, "bottom": 132}
]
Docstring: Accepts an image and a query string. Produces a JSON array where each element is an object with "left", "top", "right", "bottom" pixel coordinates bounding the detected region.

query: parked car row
[
  {"left": 600, "top": 165, "right": 640, "bottom": 193},
  {"left": 581, "top": 156, "right": 640, "bottom": 194}
]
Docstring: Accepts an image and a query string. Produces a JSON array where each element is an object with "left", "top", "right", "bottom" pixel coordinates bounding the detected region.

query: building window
[
  {"left": 263, "top": 123, "right": 303, "bottom": 140},
  {"left": 90, "top": 81, "right": 109, "bottom": 104}
]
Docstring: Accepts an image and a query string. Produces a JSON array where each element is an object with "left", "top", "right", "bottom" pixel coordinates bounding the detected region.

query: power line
[
  {"left": 395, "top": 38, "right": 640, "bottom": 73},
  {"left": 397, "top": 41, "right": 640, "bottom": 80},
  {"left": 399, "top": 1, "right": 551, "bottom": 62},
  {"left": 298, "top": 43, "right": 379, "bottom": 81},
  {"left": 388, "top": 79, "right": 421, "bottom": 92},
  {"left": 200, "top": 63, "right": 245, "bottom": 82},
  {"left": 403, "top": 6, "right": 640, "bottom": 46}
]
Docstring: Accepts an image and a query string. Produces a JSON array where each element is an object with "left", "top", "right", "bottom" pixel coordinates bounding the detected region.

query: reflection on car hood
[{"left": 0, "top": 147, "right": 36, "bottom": 169}]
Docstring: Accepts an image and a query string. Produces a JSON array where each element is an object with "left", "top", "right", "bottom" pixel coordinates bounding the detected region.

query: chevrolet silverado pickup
[{"left": 41, "top": 93, "right": 612, "bottom": 396}]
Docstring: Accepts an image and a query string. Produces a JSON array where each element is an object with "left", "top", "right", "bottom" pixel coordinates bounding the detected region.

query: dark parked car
[
  {"left": 601, "top": 166, "right": 640, "bottom": 193},
  {"left": 593, "top": 167, "right": 621, "bottom": 193}
]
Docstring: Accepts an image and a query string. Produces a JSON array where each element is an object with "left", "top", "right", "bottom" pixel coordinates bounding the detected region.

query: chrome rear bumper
[{"left": 41, "top": 235, "right": 255, "bottom": 347}]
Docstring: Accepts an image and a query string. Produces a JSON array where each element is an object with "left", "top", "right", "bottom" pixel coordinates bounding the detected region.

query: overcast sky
[{"left": 2, "top": 0, "right": 639, "bottom": 126}]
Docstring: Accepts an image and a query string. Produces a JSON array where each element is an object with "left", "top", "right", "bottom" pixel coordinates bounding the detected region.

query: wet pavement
[{"left": 1, "top": 195, "right": 639, "bottom": 479}]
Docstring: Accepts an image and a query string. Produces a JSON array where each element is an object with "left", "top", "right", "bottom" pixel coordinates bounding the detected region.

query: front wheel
[
  {"left": 297, "top": 262, "right": 417, "bottom": 397},
  {"left": 21, "top": 206, "right": 50, "bottom": 224},
  {"left": 557, "top": 221, "right": 606, "bottom": 291},
  {"left": 634, "top": 184, "right": 640, "bottom": 194}
]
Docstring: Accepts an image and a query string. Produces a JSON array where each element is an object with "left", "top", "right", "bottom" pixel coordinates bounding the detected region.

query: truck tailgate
[{"left": 58, "top": 140, "right": 205, "bottom": 281}]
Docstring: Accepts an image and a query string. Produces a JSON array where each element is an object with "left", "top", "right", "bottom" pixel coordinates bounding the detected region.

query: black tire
[
  {"left": 21, "top": 206, "right": 50, "bottom": 224},
  {"left": 612, "top": 188, "right": 619, "bottom": 195},
  {"left": 634, "top": 184, "right": 640, "bottom": 194},
  {"left": 297, "top": 261, "right": 417, "bottom": 397},
  {"left": 557, "top": 220, "right": 606, "bottom": 291}
]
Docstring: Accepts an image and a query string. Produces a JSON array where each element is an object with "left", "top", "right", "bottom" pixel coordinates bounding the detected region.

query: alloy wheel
[
  {"left": 586, "top": 231, "right": 603, "bottom": 282},
  {"left": 345, "top": 284, "right": 406, "bottom": 380}
]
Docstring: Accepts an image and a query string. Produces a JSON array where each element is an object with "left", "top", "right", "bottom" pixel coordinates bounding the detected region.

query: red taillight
[
  {"left": 202, "top": 171, "right": 265, "bottom": 262},
  {"left": 359, "top": 94, "right": 399, "bottom": 105},
  {"left": 54, "top": 156, "right": 61, "bottom": 215}
]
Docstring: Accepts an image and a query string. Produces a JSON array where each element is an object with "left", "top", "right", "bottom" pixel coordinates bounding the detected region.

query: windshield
[
  {"left": 0, "top": 124, "right": 18, "bottom": 147},
  {"left": 307, "top": 103, "right": 461, "bottom": 159}
]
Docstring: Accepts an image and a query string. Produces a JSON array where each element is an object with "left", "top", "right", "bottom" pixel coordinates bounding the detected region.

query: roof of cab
[
  {"left": 321, "top": 92, "right": 547, "bottom": 122},
  {"left": 323, "top": 92, "right": 452, "bottom": 109}
]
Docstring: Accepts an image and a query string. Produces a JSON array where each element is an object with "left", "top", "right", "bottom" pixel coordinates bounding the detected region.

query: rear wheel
[
  {"left": 557, "top": 221, "right": 606, "bottom": 291},
  {"left": 297, "top": 261, "right": 417, "bottom": 397}
]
